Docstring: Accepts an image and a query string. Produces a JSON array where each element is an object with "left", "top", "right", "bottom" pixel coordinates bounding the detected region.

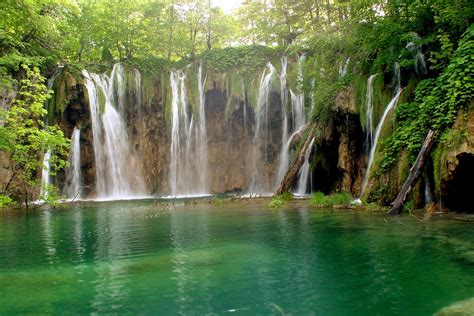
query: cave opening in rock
[{"left": 443, "top": 153, "right": 474, "bottom": 213}]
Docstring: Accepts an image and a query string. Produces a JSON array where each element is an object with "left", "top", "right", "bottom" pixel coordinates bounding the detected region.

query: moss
[
  {"left": 142, "top": 73, "right": 155, "bottom": 108},
  {"left": 354, "top": 74, "right": 367, "bottom": 119},
  {"left": 98, "top": 87, "right": 106, "bottom": 114}
]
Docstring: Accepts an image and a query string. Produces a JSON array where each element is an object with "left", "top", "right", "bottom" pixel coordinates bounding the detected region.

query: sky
[{"left": 211, "top": 0, "right": 242, "bottom": 13}]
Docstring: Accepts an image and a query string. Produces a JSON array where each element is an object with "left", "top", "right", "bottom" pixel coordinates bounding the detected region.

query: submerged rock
[{"left": 435, "top": 297, "right": 474, "bottom": 316}]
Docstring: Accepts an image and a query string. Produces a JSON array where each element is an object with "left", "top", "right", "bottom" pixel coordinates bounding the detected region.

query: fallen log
[
  {"left": 388, "top": 129, "right": 435, "bottom": 215},
  {"left": 275, "top": 125, "right": 316, "bottom": 195}
]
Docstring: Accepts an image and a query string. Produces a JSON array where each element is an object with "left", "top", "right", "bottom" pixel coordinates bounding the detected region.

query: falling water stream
[
  {"left": 365, "top": 74, "right": 378, "bottom": 151},
  {"left": 275, "top": 54, "right": 308, "bottom": 191},
  {"left": 248, "top": 63, "right": 277, "bottom": 194},
  {"left": 169, "top": 64, "right": 209, "bottom": 197},
  {"left": 296, "top": 137, "right": 315, "bottom": 196},
  {"left": 40, "top": 150, "right": 51, "bottom": 199},
  {"left": 65, "top": 127, "right": 82, "bottom": 199},
  {"left": 360, "top": 89, "right": 403, "bottom": 196},
  {"left": 82, "top": 65, "right": 146, "bottom": 199}
]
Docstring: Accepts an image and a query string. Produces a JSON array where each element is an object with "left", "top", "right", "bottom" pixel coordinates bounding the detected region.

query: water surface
[{"left": 1, "top": 201, "right": 473, "bottom": 314}]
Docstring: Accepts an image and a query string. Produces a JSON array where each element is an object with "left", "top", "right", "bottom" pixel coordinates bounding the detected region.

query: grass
[{"left": 310, "top": 192, "right": 353, "bottom": 208}]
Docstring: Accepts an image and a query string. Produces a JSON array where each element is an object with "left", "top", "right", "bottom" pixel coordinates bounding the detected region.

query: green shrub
[
  {"left": 0, "top": 195, "right": 14, "bottom": 208},
  {"left": 310, "top": 192, "right": 353, "bottom": 207}
]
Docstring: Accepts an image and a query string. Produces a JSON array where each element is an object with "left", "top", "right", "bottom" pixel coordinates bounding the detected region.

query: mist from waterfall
[
  {"left": 65, "top": 127, "right": 82, "bottom": 199},
  {"left": 82, "top": 65, "right": 146, "bottom": 199},
  {"left": 169, "top": 64, "right": 209, "bottom": 197}
]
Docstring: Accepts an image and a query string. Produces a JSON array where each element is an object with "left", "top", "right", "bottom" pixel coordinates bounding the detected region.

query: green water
[{"left": 1, "top": 201, "right": 473, "bottom": 315}]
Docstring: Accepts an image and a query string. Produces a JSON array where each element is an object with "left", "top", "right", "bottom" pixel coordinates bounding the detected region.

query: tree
[{"left": 0, "top": 65, "right": 69, "bottom": 208}]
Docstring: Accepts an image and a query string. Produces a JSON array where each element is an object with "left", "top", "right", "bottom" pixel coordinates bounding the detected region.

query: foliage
[
  {"left": 0, "top": 65, "right": 69, "bottom": 207},
  {"left": 310, "top": 192, "right": 353, "bottom": 208},
  {"left": 381, "top": 25, "right": 474, "bottom": 171},
  {"left": 268, "top": 192, "right": 293, "bottom": 208},
  {"left": 201, "top": 45, "right": 278, "bottom": 78},
  {"left": 0, "top": 194, "right": 14, "bottom": 209}
]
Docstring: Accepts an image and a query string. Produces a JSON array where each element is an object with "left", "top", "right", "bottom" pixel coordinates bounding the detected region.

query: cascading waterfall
[
  {"left": 65, "top": 127, "right": 82, "bottom": 199},
  {"left": 169, "top": 64, "right": 209, "bottom": 197},
  {"left": 40, "top": 150, "right": 51, "bottom": 199},
  {"left": 197, "top": 64, "right": 209, "bottom": 193},
  {"left": 290, "top": 90, "right": 305, "bottom": 131},
  {"left": 82, "top": 67, "right": 146, "bottom": 199},
  {"left": 365, "top": 74, "right": 378, "bottom": 151},
  {"left": 111, "top": 63, "right": 126, "bottom": 115},
  {"left": 406, "top": 33, "right": 427, "bottom": 75},
  {"left": 394, "top": 62, "right": 401, "bottom": 92},
  {"left": 296, "top": 137, "right": 315, "bottom": 196},
  {"left": 339, "top": 57, "right": 351, "bottom": 78},
  {"left": 276, "top": 124, "right": 307, "bottom": 186},
  {"left": 360, "top": 89, "right": 403, "bottom": 196},
  {"left": 276, "top": 56, "right": 289, "bottom": 187},
  {"left": 275, "top": 54, "right": 308, "bottom": 189},
  {"left": 248, "top": 63, "right": 277, "bottom": 194},
  {"left": 39, "top": 68, "right": 62, "bottom": 200}
]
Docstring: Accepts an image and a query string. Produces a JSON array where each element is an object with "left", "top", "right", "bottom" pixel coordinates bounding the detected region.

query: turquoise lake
[{"left": 1, "top": 200, "right": 473, "bottom": 314}]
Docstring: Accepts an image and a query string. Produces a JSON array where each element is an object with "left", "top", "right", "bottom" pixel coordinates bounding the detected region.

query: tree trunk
[
  {"left": 388, "top": 130, "right": 435, "bottom": 215},
  {"left": 326, "top": 0, "right": 331, "bottom": 25},
  {"left": 206, "top": 0, "right": 212, "bottom": 50},
  {"left": 275, "top": 126, "right": 315, "bottom": 195},
  {"left": 167, "top": 2, "right": 175, "bottom": 62}
]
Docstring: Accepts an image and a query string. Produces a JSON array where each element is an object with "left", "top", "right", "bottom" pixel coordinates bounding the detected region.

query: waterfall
[
  {"left": 290, "top": 90, "right": 305, "bottom": 131},
  {"left": 111, "top": 63, "right": 125, "bottom": 115},
  {"left": 406, "top": 33, "right": 427, "bottom": 75},
  {"left": 197, "top": 63, "right": 209, "bottom": 193},
  {"left": 394, "top": 62, "right": 401, "bottom": 92},
  {"left": 169, "top": 64, "right": 208, "bottom": 197},
  {"left": 276, "top": 56, "right": 289, "bottom": 188},
  {"left": 40, "top": 149, "right": 51, "bottom": 199},
  {"left": 275, "top": 124, "right": 307, "bottom": 186},
  {"left": 296, "top": 137, "right": 315, "bottom": 196},
  {"left": 65, "top": 128, "right": 82, "bottom": 199},
  {"left": 297, "top": 54, "right": 306, "bottom": 91},
  {"left": 365, "top": 74, "right": 378, "bottom": 151},
  {"left": 248, "top": 63, "right": 277, "bottom": 194},
  {"left": 82, "top": 68, "right": 146, "bottom": 199},
  {"left": 39, "top": 68, "right": 62, "bottom": 200},
  {"left": 360, "top": 89, "right": 403, "bottom": 196},
  {"left": 339, "top": 57, "right": 351, "bottom": 78},
  {"left": 275, "top": 54, "right": 308, "bottom": 190}
]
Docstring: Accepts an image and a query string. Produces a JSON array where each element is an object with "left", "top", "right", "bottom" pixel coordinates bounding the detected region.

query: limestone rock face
[
  {"left": 309, "top": 86, "right": 365, "bottom": 196},
  {"left": 438, "top": 106, "right": 474, "bottom": 212}
]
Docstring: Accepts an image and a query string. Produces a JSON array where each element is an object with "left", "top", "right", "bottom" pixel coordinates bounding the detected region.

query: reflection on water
[
  {"left": 40, "top": 211, "right": 56, "bottom": 263},
  {"left": 92, "top": 207, "right": 132, "bottom": 313},
  {"left": 171, "top": 209, "right": 214, "bottom": 314},
  {"left": 1, "top": 202, "right": 474, "bottom": 315}
]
